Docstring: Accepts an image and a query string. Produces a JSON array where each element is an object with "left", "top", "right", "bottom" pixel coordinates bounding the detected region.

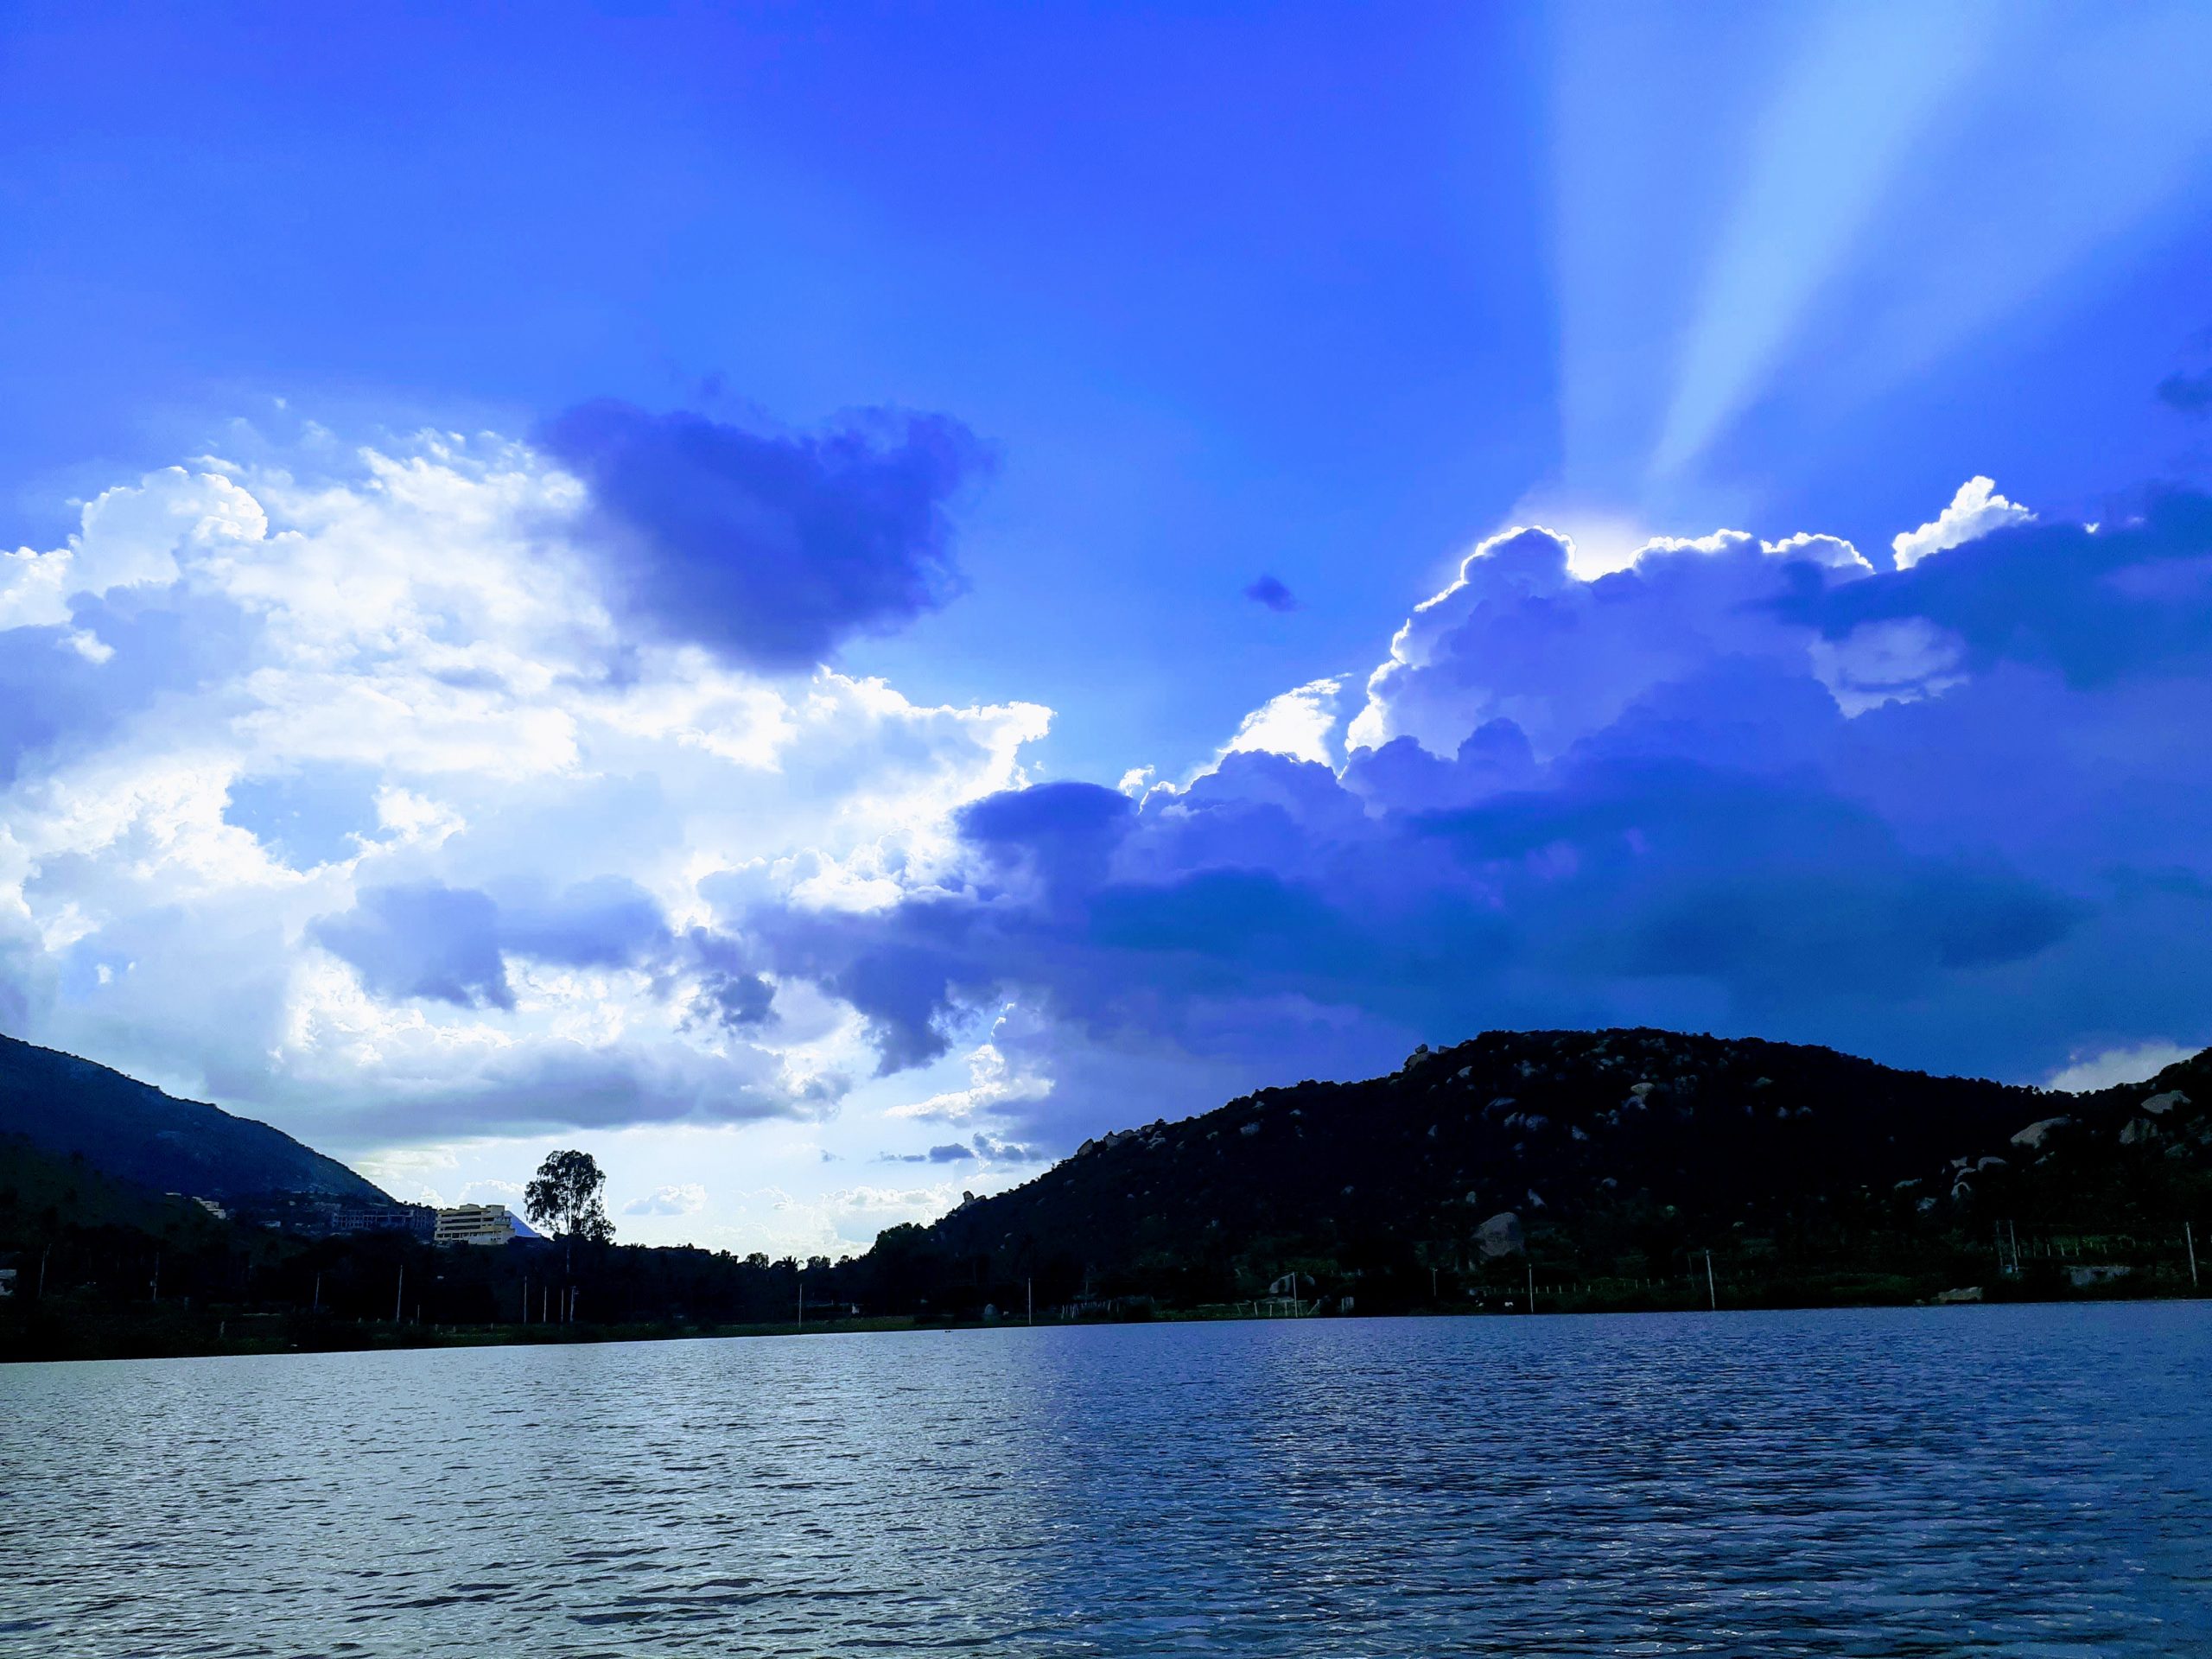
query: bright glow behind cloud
[{"left": 1891, "top": 476, "right": 2034, "bottom": 569}]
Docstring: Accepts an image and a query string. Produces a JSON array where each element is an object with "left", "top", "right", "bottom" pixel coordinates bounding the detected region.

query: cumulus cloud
[
  {"left": 1344, "top": 523, "right": 1870, "bottom": 761},
  {"left": 886, "top": 1029, "right": 1053, "bottom": 1123},
  {"left": 1223, "top": 678, "right": 1342, "bottom": 767},
  {"left": 1891, "top": 476, "right": 2034, "bottom": 569},
  {"left": 312, "top": 881, "right": 514, "bottom": 1011},
  {"left": 730, "top": 481, "right": 2212, "bottom": 1133},
  {"left": 2044, "top": 1041, "right": 2199, "bottom": 1093},
  {"left": 538, "top": 399, "right": 984, "bottom": 673},
  {"left": 8, "top": 434, "right": 2209, "bottom": 1187},
  {"left": 0, "top": 423, "right": 1047, "bottom": 1154},
  {"left": 624, "top": 1182, "right": 707, "bottom": 1217}
]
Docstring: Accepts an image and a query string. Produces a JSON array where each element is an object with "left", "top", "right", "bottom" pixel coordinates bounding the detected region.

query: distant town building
[
  {"left": 434, "top": 1204, "right": 518, "bottom": 1247},
  {"left": 194, "top": 1197, "right": 228, "bottom": 1220},
  {"left": 329, "top": 1207, "right": 428, "bottom": 1237}
]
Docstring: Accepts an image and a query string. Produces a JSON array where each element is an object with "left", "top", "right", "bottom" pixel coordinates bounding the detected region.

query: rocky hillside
[
  {"left": 0, "top": 1033, "right": 390, "bottom": 1204},
  {"left": 918, "top": 1028, "right": 2209, "bottom": 1296}
]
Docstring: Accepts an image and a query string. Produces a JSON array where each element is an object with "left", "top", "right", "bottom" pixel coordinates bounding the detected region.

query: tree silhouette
[{"left": 525, "top": 1149, "right": 614, "bottom": 1243}]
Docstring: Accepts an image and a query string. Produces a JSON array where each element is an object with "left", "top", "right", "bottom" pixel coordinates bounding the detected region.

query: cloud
[
  {"left": 1243, "top": 575, "right": 1300, "bottom": 612},
  {"left": 312, "top": 882, "right": 514, "bottom": 1010},
  {"left": 732, "top": 479, "right": 2212, "bottom": 1132},
  {"left": 9, "top": 430, "right": 2209, "bottom": 1186},
  {"left": 886, "top": 1030, "right": 1053, "bottom": 1123},
  {"left": 0, "top": 423, "right": 1051, "bottom": 1153},
  {"left": 880, "top": 1134, "right": 1043, "bottom": 1166},
  {"left": 1344, "top": 523, "right": 1867, "bottom": 762},
  {"left": 687, "top": 967, "right": 776, "bottom": 1034},
  {"left": 2156, "top": 369, "right": 2212, "bottom": 416},
  {"left": 538, "top": 399, "right": 985, "bottom": 673},
  {"left": 308, "top": 875, "right": 676, "bottom": 1012},
  {"left": 223, "top": 765, "right": 384, "bottom": 870},
  {"left": 624, "top": 1182, "right": 707, "bottom": 1217},
  {"left": 1223, "top": 678, "right": 1342, "bottom": 767},
  {"left": 2045, "top": 1041, "right": 2199, "bottom": 1093},
  {"left": 1891, "top": 475, "right": 2034, "bottom": 569},
  {"left": 0, "top": 467, "right": 267, "bottom": 632}
]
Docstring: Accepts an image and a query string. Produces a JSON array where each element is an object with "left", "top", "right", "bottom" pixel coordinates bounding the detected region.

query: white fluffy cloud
[
  {"left": 623, "top": 1182, "right": 708, "bottom": 1217},
  {"left": 1345, "top": 519, "right": 1875, "bottom": 760},
  {"left": 0, "top": 429, "right": 1049, "bottom": 1159},
  {"left": 1891, "top": 475, "right": 2033, "bottom": 569},
  {"left": 1221, "top": 677, "right": 1343, "bottom": 766},
  {"left": 2044, "top": 1042, "right": 2198, "bottom": 1094}
]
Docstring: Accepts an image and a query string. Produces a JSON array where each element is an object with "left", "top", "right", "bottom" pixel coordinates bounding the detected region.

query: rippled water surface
[{"left": 3, "top": 1304, "right": 2209, "bottom": 1656}]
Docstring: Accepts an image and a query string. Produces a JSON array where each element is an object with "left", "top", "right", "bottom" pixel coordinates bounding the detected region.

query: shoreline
[{"left": 6, "top": 1282, "right": 2202, "bottom": 1366}]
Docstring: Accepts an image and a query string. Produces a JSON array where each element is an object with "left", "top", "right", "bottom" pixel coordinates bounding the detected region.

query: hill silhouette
[
  {"left": 0, "top": 1032, "right": 389, "bottom": 1205},
  {"left": 906, "top": 1028, "right": 2210, "bottom": 1306}
]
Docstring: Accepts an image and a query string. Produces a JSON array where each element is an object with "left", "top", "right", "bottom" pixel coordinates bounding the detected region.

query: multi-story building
[
  {"left": 329, "top": 1207, "right": 431, "bottom": 1238},
  {"left": 434, "top": 1203, "right": 518, "bottom": 1247}
]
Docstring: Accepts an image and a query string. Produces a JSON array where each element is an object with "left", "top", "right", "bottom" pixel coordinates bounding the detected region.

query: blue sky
[{"left": 3, "top": 2, "right": 2211, "bottom": 1251}]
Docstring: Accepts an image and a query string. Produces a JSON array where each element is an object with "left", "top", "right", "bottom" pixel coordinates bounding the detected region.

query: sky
[{"left": 4, "top": 0, "right": 2212, "bottom": 1255}]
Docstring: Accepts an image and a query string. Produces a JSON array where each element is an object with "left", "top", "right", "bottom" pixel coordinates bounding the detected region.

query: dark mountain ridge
[
  {"left": 0, "top": 1032, "right": 390, "bottom": 1205},
  {"left": 913, "top": 1027, "right": 2210, "bottom": 1302}
]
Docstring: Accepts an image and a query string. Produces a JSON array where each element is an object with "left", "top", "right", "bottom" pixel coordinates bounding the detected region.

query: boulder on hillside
[
  {"left": 2011, "top": 1116, "right": 2071, "bottom": 1150},
  {"left": 1474, "top": 1211, "right": 1524, "bottom": 1259}
]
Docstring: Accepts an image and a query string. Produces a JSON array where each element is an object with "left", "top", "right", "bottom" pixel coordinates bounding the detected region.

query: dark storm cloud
[
  {"left": 538, "top": 398, "right": 986, "bottom": 672},
  {"left": 499, "top": 876, "right": 673, "bottom": 969},
  {"left": 1797, "top": 489, "right": 2212, "bottom": 688},
  {"left": 312, "top": 878, "right": 688, "bottom": 1014},
  {"left": 311, "top": 882, "right": 513, "bottom": 1010}
]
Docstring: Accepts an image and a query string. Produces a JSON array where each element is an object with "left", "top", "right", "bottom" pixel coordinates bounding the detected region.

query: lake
[{"left": 2, "top": 1304, "right": 2207, "bottom": 1656}]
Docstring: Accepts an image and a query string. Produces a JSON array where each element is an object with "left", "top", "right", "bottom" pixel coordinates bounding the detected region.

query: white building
[{"left": 434, "top": 1204, "right": 518, "bottom": 1247}]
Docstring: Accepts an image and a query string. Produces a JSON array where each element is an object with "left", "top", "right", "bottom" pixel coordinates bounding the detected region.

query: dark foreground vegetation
[{"left": 3, "top": 1028, "right": 2206, "bottom": 1363}]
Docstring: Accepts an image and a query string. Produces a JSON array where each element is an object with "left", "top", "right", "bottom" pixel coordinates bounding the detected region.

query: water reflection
[{"left": 1, "top": 1305, "right": 2207, "bottom": 1655}]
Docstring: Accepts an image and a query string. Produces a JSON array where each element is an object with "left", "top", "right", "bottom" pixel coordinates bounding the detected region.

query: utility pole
[
  {"left": 1526, "top": 1263, "right": 1534, "bottom": 1313},
  {"left": 1705, "top": 1251, "right": 1717, "bottom": 1312},
  {"left": 38, "top": 1246, "right": 49, "bottom": 1299},
  {"left": 521, "top": 1275, "right": 528, "bottom": 1324},
  {"left": 797, "top": 1270, "right": 804, "bottom": 1332},
  {"left": 312, "top": 1272, "right": 321, "bottom": 1314},
  {"left": 2188, "top": 1222, "right": 2199, "bottom": 1291},
  {"left": 151, "top": 1252, "right": 161, "bottom": 1305},
  {"left": 1027, "top": 1277, "right": 1033, "bottom": 1325},
  {"left": 395, "top": 1264, "right": 404, "bottom": 1324}
]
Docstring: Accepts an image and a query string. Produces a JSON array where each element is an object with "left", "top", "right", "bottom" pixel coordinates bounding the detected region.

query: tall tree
[{"left": 525, "top": 1149, "right": 614, "bottom": 1243}]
